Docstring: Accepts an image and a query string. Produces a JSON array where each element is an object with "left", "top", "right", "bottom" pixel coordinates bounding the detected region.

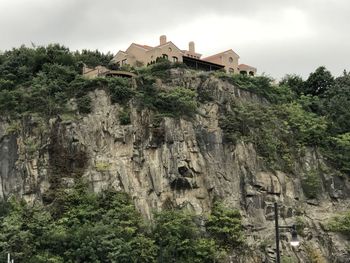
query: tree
[
  {"left": 206, "top": 202, "right": 244, "bottom": 249},
  {"left": 323, "top": 70, "right": 350, "bottom": 134},
  {"left": 304, "top": 66, "right": 334, "bottom": 96},
  {"left": 74, "top": 49, "right": 114, "bottom": 68},
  {"left": 279, "top": 74, "right": 304, "bottom": 96},
  {"left": 153, "top": 210, "right": 200, "bottom": 262},
  {"left": 0, "top": 186, "right": 158, "bottom": 263}
]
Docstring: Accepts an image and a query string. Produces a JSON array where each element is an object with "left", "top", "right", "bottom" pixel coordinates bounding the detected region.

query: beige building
[{"left": 111, "top": 35, "right": 256, "bottom": 75}]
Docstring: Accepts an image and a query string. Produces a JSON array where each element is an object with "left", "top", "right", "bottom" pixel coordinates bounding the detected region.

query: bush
[
  {"left": 301, "top": 169, "right": 322, "bottom": 199},
  {"left": 107, "top": 77, "right": 134, "bottom": 104},
  {"left": 279, "top": 103, "right": 328, "bottom": 146},
  {"left": 216, "top": 73, "right": 294, "bottom": 103},
  {"left": 153, "top": 209, "right": 221, "bottom": 262},
  {"left": 137, "top": 76, "right": 197, "bottom": 118},
  {"left": 0, "top": 185, "right": 158, "bottom": 263},
  {"left": 323, "top": 133, "right": 350, "bottom": 175},
  {"left": 219, "top": 101, "right": 329, "bottom": 172},
  {"left": 76, "top": 94, "right": 92, "bottom": 114},
  {"left": 119, "top": 109, "right": 131, "bottom": 125},
  {"left": 327, "top": 211, "right": 350, "bottom": 239},
  {"left": 206, "top": 202, "right": 244, "bottom": 249},
  {"left": 153, "top": 87, "right": 197, "bottom": 117}
]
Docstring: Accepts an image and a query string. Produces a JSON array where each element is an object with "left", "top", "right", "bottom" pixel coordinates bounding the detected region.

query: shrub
[
  {"left": 95, "top": 161, "right": 111, "bottom": 172},
  {"left": 153, "top": 209, "right": 220, "bottom": 262},
  {"left": 154, "top": 87, "right": 197, "bottom": 117},
  {"left": 137, "top": 77, "right": 197, "bottom": 118},
  {"left": 323, "top": 133, "right": 350, "bottom": 175},
  {"left": 119, "top": 109, "right": 131, "bottom": 125},
  {"left": 76, "top": 94, "right": 92, "bottom": 114},
  {"left": 206, "top": 202, "right": 244, "bottom": 249},
  {"left": 107, "top": 77, "right": 134, "bottom": 104},
  {"left": 279, "top": 103, "right": 328, "bottom": 146},
  {"left": 301, "top": 169, "right": 322, "bottom": 199},
  {"left": 327, "top": 210, "right": 350, "bottom": 239},
  {"left": 217, "top": 72, "right": 296, "bottom": 104},
  {"left": 304, "top": 242, "right": 327, "bottom": 263}
]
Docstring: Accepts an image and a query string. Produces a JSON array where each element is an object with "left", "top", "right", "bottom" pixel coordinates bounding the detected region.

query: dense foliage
[
  {"left": 0, "top": 45, "right": 118, "bottom": 117},
  {"left": 218, "top": 68, "right": 350, "bottom": 180},
  {"left": 1, "top": 43, "right": 350, "bottom": 260},
  {"left": 0, "top": 183, "right": 243, "bottom": 262},
  {"left": 327, "top": 211, "right": 350, "bottom": 239},
  {"left": 0, "top": 44, "right": 196, "bottom": 119}
]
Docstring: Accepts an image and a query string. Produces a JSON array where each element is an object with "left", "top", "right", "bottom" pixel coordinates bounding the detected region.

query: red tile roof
[
  {"left": 238, "top": 64, "right": 256, "bottom": 70},
  {"left": 133, "top": 43, "right": 153, "bottom": 50},
  {"left": 202, "top": 49, "right": 239, "bottom": 61}
]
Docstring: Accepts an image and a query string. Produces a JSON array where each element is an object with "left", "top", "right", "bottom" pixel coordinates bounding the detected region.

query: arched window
[
  {"left": 162, "top": 54, "right": 168, "bottom": 59},
  {"left": 172, "top": 56, "right": 178, "bottom": 62},
  {"left": 240, "top": 70, "right": 247, "bottom": 75},
  {"left": 249, "top": 71, "right": 254, "bottom": 76}
]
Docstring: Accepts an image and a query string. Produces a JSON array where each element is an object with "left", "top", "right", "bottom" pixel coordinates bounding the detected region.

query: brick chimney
[
  {"left": 189, "top": 41, "right": 195, "bottom": 53},
  {"left": 160, "top": 35, "right": 167, "bottom": 45}
]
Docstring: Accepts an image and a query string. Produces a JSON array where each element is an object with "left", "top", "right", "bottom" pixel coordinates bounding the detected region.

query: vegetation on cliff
[
  {"left": 217, "top": 69, "right": 350, "bottom": 178},
  {"left": 2, "top": 44, "right": 348, "bottom": 177},
  {"left": 0, "top": 182, "right": 243, "bottom": 262},
  {"left": 1, "top": 44, "right": 350, "bottom": 261}
]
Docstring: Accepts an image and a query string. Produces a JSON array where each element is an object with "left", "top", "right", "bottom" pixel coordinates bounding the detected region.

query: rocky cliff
[{"left": 0, "top": 69, "right": 349, "bottom": 262}]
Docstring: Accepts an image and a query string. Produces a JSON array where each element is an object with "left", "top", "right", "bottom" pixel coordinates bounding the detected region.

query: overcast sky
[{"left": 1, "top": 0, "right": 349, "bottom": 79}]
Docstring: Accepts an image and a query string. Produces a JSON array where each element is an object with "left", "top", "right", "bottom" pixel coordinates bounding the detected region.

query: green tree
[
  {"left": 74, "top": 49, "right": 114, "bottom": 68},
  {"left": 304, "top": 66, "right": 334, "bottom": 96},
  {"left": 153, "top": 87, "right": 197, "bottom": 117},
  {"left": 153, "top": 210, "right": 200, "bottom": 262},
  {"left": 279, "top": 74, "right": 304, "bottom": 96},
  {"left": 206, "top": 202, "right": 244, "bottom": 249},
  {"left": 324, "top": 133, "right": 350, "bottom": 175},
  {"left": 323, "top": 71, "right": 350, "bottom": 134}
]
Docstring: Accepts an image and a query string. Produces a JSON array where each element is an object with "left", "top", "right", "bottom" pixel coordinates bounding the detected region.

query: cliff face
[{"left": 0, "top": 69, "right": 349, "bottom": 262}]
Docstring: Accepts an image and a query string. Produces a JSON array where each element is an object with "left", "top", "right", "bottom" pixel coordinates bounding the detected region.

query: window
[
  {"left": 229, "top": 68, "right": 234, "bottom": 73},
  {"left": 172, "top": 56, "right": 178, "bottom": 62},
  {"left": 162, "top": 54, "right": 168, "bottom": 59},
  {"left": 168, "top": 47, "right": 172, "bottom": 52},
  {"left": 122, "top": 59, "right": 127, "bottom": 65},
  {"left": 229, "top": 57, "right": 233, "bottom": 63}
]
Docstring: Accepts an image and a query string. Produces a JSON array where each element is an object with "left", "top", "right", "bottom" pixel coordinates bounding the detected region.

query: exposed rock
[{"left": 0, "top": 72, "right": 349, "bottom": 262}]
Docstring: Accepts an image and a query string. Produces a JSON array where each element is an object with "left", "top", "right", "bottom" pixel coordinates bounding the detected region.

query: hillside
[{"left": 0, "top": 45, "right": 350, "bottom": 262}]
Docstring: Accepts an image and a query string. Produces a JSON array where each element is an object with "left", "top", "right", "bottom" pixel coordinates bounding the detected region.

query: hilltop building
[{"left": 111, "top": 35, "right": 257, "bottom": 75}]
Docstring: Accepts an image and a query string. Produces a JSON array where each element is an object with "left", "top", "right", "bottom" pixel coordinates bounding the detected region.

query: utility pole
[
  {"left": 274, "top": 202, "right": 300, "bottom": 263},
  {"left": 274, "top": 202, "right": 281, "bottom": 263}
]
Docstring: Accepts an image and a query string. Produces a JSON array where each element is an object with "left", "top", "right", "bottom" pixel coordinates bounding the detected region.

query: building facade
[{"left": 111, "top": 35, "right": 257, "bottom": 75}]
